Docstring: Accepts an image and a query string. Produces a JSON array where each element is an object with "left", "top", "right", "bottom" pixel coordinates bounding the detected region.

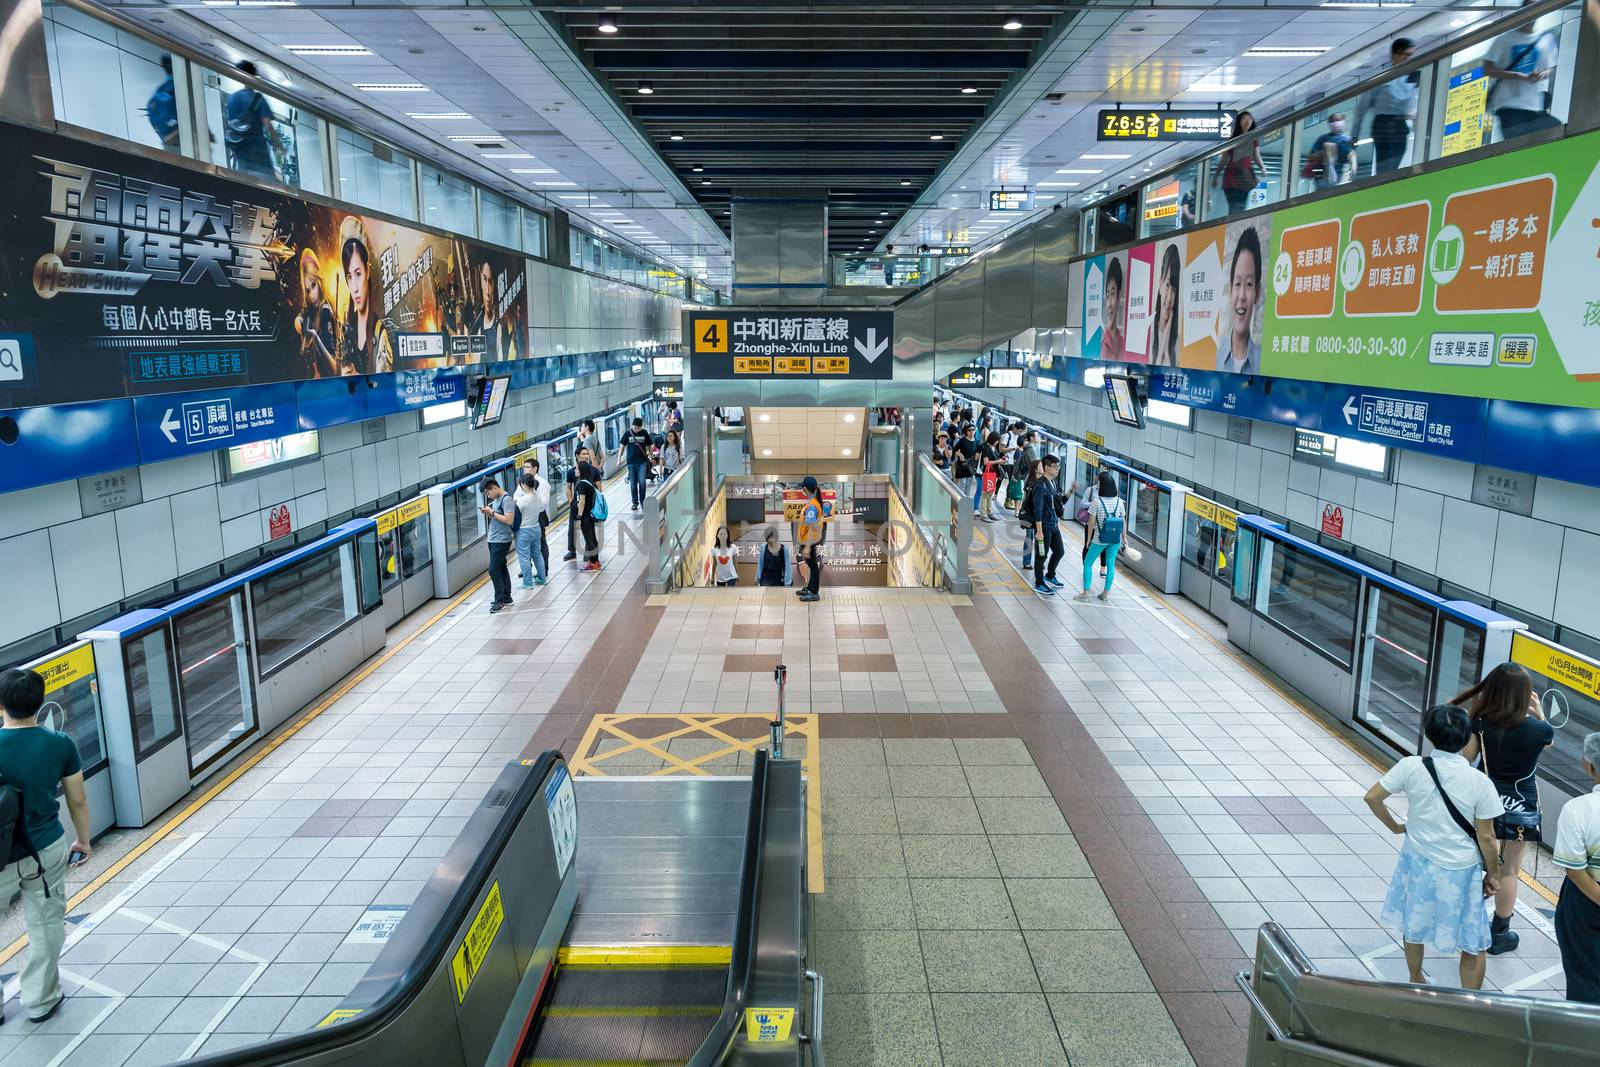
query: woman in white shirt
[
  {"left": 1552, "top": 730, "right": 1600, "bottom": 1004},
  {"left": 712, "top": 526, "right": 739, "bottom": 587},
  {"left": 1364, "top": 704, "right": 1504, "bottom": 989},
  {"left": 514, "top": 471, "right": 550, "bottom": 587}
]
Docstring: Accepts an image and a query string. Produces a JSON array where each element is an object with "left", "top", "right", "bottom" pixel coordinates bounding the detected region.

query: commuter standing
[
  {"left": 1552, "top": 730, "right": 1600, "bottom": 1004},
  {"left": 1456, "top": 662, "right": 1554, "bottom": 955},
  {"left": 1485, "top": 6, "right": 1560, "bottom": 141},
  {"left": 712, "top": 526, "right": 739, "bottom": 587},
  {"left": 521, "top": 459, "right": 551, "bottom": 573},
  {"left": 224, "top": 60, "right": 285, "bottom": 181},
  {"left": 978, "top": 431, "right": 1004, "bottom": 523},
  {"left": 0, "top": 668, "right": 92, "bottom": 1025},
  {"left": 580, "top": 420, "right": 605, "bottom": 479},
  {"left": 480, "top": 477, "right": 516, "bottom": 612},
  {"left": 514, "top": 472, "right": 549, "bottom": 588},
  {"left": 575, "top": 459, "right": 602, "bottom": 571},
  {"left": 1212, "top": 110, "right": 1263, "bottom": 215},
  {"left": 1305, "top": 113, "right": 1355, "bottom": 190},
  {"left": 660, "top": 429, "right": 683, "bottom": 479},
  {"left": 1078, "top": 470, "right": 1126, "bottom": 602},
  {"left": 145, "top": 56, "right": 179, "bottom": 147},
  {"left": 1030, "top": 455, "right": 1065, "bottom": 595},
  {"left": 622, "top": 417, "right": 655, "bottom": 512},
  {"left": 758, "top": 527, "right": 789, "bottom": 587},
  {"left": 563, "top": 445, "right": 592, "bottom": 562},
  {"left": 1355, "top": 38, "right": 1419, "bottom": 175},
  {"left": 795, "top": 476, "right": 827, "bottom": 604},
  {"left": 1018, "top": 458, "right": 1043, "bottom": 572},
  {"left": 953, "top": 423, "right": 979, "bottom": 505},
  {"left": 1364, "top": 704, "right": 1503, "bottom": 991}
]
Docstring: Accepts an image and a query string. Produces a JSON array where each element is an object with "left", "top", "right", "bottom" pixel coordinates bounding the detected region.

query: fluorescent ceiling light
[
  {"left": 285, "top": 45, "right": 371, "bottom": 56},
  {"left": 1056, "top": 167, "right": 1100, "bottom": 174},
  {"left": 598, "top": 14, "right": 618, "bottom": 32},
  {"left": 557, "top": 193, "right": 588, "bottom": 200},
  {"left": 1184, "top": 81, "right": 1261, "bottom": 94},
  {"left": 482, "top": 152, "right": 533, "bottom": 159},
  {"left": 1038, "top": 181, "right": 1080, "bottom": 188},
  {"left": 929, "top": 133, "right": 944, "bottom": 141},
  {"left": 408, "top": 112, "right": 471, "bottom": 120},
  {"left": 535, "top": 180, "right": 578, "bottom": 187},
  {"left": 1080, "top": 154, "right": 1131, "bottom": 161},
  {"left": 1243, "top": 46, "right": 1330, "bottom": 57},
  {"left": 1002, "top": 17, "right": 1023, "bottom": 30},
  {"left": 356, "top": 83, "right": 426, "bottom": 92},
  {"left": 511, "top": 167, "right": 557, "bottom": 174},
  {"left": 637, "top": 82, "right": 654, "bottom": 95},
  {"left": 447, "top": 134, "right": 503, "bottom": 142},
  {"left": 961, "top": 84, "right": 977, "bottom": 94}
]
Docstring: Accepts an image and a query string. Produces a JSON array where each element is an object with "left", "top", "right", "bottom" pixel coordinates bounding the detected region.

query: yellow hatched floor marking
[
  {"left": 557, "top": 944, "right": 733, "bottom": 966},
  {"left": 570, "top": 713, "right": 823, "bottom": 894}
]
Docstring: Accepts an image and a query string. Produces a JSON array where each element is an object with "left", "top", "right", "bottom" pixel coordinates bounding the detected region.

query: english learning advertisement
[
  {"left": 1263, "top": 126, "right": 1600, "bottom": 409},
  {"left": 0, "top": 123, "right": 529, "bottom": 409},
  {"left": 1122, "top": 242, "right": 1155, "bottom": 362}
]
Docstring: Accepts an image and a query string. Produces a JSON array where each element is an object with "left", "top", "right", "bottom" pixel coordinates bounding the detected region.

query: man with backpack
[
  {"left": 224, "top": 61, "right": 285, "bottom": 181},
  {"left": 795, "top": 476, "right": 828, "bottom": 603},
  {"left": 145, "top": 56, "right": 179, "bottom": 147},
  {"left": 1029, "top": 455, "right": 1066, "bottom": 595},
  {"left": 575, "top": 458, "right": 606, "bottom": 570},
  {"left": 0, "top": 668, "right": 91, "bottom": 1024}
]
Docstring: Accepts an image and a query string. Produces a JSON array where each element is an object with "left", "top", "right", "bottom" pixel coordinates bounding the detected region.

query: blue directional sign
[
  {"left": 1321, "top": 385, "right": 1485, "bottom": 462},
  {"left": 133, "top": 383, "right": 299, "bottom": 463},
  {"left": 1148, "top": 368, "right": 1256, "bottom": 418},
  {"left": 394, "top": 368, "right": 466, "bottom": 410}
]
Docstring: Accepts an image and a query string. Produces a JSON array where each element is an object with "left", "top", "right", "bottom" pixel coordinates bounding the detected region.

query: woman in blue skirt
[{"left": 1364, "top": 705, "right": 1504, "bottom": 990}]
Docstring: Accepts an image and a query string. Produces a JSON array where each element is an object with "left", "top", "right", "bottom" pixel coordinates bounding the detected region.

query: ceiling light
[
  {"left": 535, "top": 180, "right": 578, "bottom": 187},
  {"left": 512, "top": 168, "right": 557, "bottom": 174},
  {"left": 1056, "top": 167, "right": 1100, "bottom": 174},
  {"left": 929, "top": 133, "right": 944, "bottom": 141},
  {"left": 841, "top": 448, "right": 853, "bottom": 456},
  {"left": 637, "top": 82, "right": 654, "bottom": 95},
  {"left": 701, "top": 179, "right": 711, "bottom": 185},
  {"left": 693, "top": 164, "right": 704, "bottom": 172},
  {"left": 285, "top": 45, "right": 371, "bottom": 56},
  {"left": 1243, "top": 46, "right": 1330, "bottom": 57},
  {"left": 1002, "top": 17, "right": 1023, "bottom": 30},
  {"left": 670, "top": 131, "right": 684, "bottom": 141},
  {"left": 598, "top": 13, "right": 619, "bottom": 33},
  {"left": 408, "top": 112, "right": 472, "bottom": 120},
  {"left": 759, "top": 412, "right": 771, "bottom": 422},
  {"left": 1184, "top": 81, "right": 1261, "bottom": 94},
  {"left": 356, "top": 83, "right": 426, "bottom": 92},
  {"left": 1038, "top": 181, "right": 1080, "bottom": 188},
  {"left": 843, "top": 412, "right": 857, "bottom": 423},
  {"left": 482, "top": 152, "right": 533, "bottom": 158},
  {"left": 961, "top": 84, "right": 978, "bottom": 94},
  {"left": 762, "top": 449, "right": 773, "bottom": 457},
  {"left": 901, "top": 180, "right": 912, "bottom": 186},
  {"left": 447, "top": 134, "right": 504, "bottom": 142},
  {"left": 1080, "top": 153, "right": 1131, "bottom": 160}
]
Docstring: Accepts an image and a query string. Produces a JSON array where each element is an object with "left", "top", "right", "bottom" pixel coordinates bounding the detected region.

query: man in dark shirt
[
  {"left": 224, "top": 61, "right": 285, "bottom": 181},
  {"left": 1030, "top": 455, "right": 1066, "bottom": 595},
  {"left": 622, "top": 417, "right": 655, "bottom": 512},
  {"left": 952, "top": 423, "right": 979, "bottom": 500},
  {"left": 563, "top": 445, "right": 592, "bottom": 561},
  {"left": 575, "top": 460, "right": 602, "bottom": 570},
  {"left": 0, "top": 668, "right": 92, "bottom": 1023}
]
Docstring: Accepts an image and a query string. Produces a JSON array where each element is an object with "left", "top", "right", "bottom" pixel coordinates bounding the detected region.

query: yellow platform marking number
[
  {"left": 695, "top": 318, "right": 729, "bottom": 353},
  {"left": 451, "top": 881, "right": 505, "bottom": 1003}
]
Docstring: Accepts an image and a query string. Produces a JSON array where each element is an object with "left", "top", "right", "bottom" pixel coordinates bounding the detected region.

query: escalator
[{"left": 188, "top": 748, "right": 815, "bottom": 1067}]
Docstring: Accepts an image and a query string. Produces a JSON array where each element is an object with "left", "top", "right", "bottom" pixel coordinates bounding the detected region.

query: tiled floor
[{"left": 2, "top": 476, "right": 1570, "bottom": 1067}]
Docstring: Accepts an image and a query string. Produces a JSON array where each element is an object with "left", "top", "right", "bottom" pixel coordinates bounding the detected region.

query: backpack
[
  {"left": 1016, "top": 483, "right": 1036, "bottom": 524},
  {"left": 1095, "top": 498, "right": 1126, "bottom": 546},
  {"left": 0, "top": 779, "right": 46, "bottom": 891},
  {"left": 145, "top": 79, "right": 178, "bottom": 141},
  {"left": 582, "top": 481, "right": 608, "bottom": 522}
]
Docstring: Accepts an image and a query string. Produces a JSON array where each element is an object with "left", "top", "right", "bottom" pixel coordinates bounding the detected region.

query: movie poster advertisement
[{"left": 0, "top": 124, "right": 528, "bottom": 409}]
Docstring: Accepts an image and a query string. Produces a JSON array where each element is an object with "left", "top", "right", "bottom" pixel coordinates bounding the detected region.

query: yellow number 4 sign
[{"left": 695, "top": 319, "right": 729, "bottom": 353}]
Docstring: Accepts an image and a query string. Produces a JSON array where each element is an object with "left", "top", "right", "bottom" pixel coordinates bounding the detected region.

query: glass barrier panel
[
  {"left": 1215, "top": 512, "right": 1237, "bottom": 588},
  {"left": 335, "top": 128, "right": 416, "bottom": 221},
  {"left": 1352, "top": 64, "right": 1432, "bottom": 179},
  {"left": 1232, "top": 527, "right": 1257, "bottom": 605},
  {"left": 199, "top": 65, "right": 323, "bottom": 193},
  {"left": 523, "top": 211, "right": 547, "bottom": 257},
  {"left": 1435, "top": 3, "right": 1581, "bottom": 161},
  {"left": 420, "top": 164, "right": 476, "bottom": 237},
  {"left": 42, "top": 3, "right": 176, "bottom": 154},
  {"left": 445, "top": 481, "right": 487, "bottom": 558},
  {"left": 1253, "top": 538, "right": 1360, "bottom": 666},
  {"left": 30, "top": 644, "right": 108, "bottom": 774},
  {"left": 545, "top": 444, "right": 572, "bottom": 517},
  {"left": 1202, "top": 124, "right": 1285, "bottom": 222},
  {"left": 173, "top": 593, "right": 256, "bottom": 770},
  {"left": 123, "top": 626, "right": 181, "bottom": 758},
  {"left": 1293, "top": 107, "right": 1362, "bottom": 197},
  {"left": 1183, "top": 508, "right": 1218, "bottom": 573},
  {"left": 1354, "top": 585, "right": 1437, "bottom": 753},
  {"left": 249, "top": 544, "right": 358, "bottom": 675},
  {"left": 356, "top": 530, "right": 382, "bottom": 614},
  {"left": 1511, "top": 634, "right": 1600, "bottom": 796},
  {"left": 1432, "top": 617, "right": 1484, "bottom": 708},
  {"left": 1140, "top": 163, "right": 1199, "bottom": 238},
  {"left": 479, "top": 189, "right": 519, "bottom": 250}
]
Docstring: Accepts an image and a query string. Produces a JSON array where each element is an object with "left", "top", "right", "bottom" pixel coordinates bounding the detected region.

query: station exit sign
[{"left": 1097, "top": 109, "right": 1237, "bottom": 142}]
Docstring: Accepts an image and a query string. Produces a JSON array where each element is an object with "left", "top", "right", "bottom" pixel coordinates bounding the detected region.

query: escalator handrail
[
  {"left": 689, "top": 747, "right": 772, "bottom": 1066},
  {"left": 183, "top": 750, "right": 567, "bottom": 1067}
]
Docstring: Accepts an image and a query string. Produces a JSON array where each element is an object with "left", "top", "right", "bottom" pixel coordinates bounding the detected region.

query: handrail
[
  {"left": 688, "top": 747, "right": 772, "bottom": 1067},
  {"left": 185, "top": 750, "right": 566, "bottom": 1067},
  {"left": 1233, "top": 971, "right": 1393, "bottom": 1067}
]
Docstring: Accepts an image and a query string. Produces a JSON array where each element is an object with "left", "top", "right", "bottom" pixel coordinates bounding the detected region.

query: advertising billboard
[{"left": 0, "top": 123, "right": 528, "bottom": 409}]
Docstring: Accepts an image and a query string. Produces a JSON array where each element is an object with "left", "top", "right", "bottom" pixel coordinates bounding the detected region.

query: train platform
[{"left": 0, "top": 474, "right": 1568, "bottom": 1067}]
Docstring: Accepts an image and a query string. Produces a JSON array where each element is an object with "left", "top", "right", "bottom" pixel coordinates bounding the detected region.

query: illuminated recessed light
[
  {"left": 692, "top": 164, "right": 704, "bottom": 172},
  {"left": 408, "top": 112, "right": 472, "bottom": 120},
  {"left": 929, "top": 133, "right": 944, "bottom": 141},
  {"left": 598, "top": 13, "right": 619, "bottom": 33},
  {"left": 961, "top": 84, "right": 977, "bottom": 94},
  {"left": 1002, "top": 17, "right": 1023, "bottom": 30},
  {"left": 285, "top": 45, "right": 371, "bottom": 56},
  {"left": 759, "top": 412, "right": 771, "bottom": 422},
  {"left": 702, "top": 179, "right": 711, "bottom": 185},
  {"left": 762, "top": 449, "right": 773, "bottom": 457},
  {"left": 1243, "top": 46, "right": 1330, "bottom": 58},
  {"left": 841, "top": 448, "right": 853, "bottom": 456},
  {"left": 1056, "top": 167, "right": 1101, "bottom": 174},
  {"left": 670, "top": 131, "right": 684, "bottom": 141},
  {"left": 901, "top": 180, "right": 912, "bottom": 186},
  {"left": 447, "top": 134, "right": 504, "bottom": 142},
  {"left": 483, "top": 152, "right": 534, "bottom": 159},
  {"left": 637, "top": 82, "right": 654, "bottom": 94},
  {"left": 1038, "top": 181, "right": 1080, "bottom": 188},
  {"left": 1080, "top": 153, "right": 1131, "bottom": 160},
  {"left": 1185, "top": 80, "right": 1261, "bottom": 94},
  {"left": 356, "top": 83, "right": 426, "bottom": 92},
  {"left": 843, "top": 412, "right": 857, "bottom": 423}
]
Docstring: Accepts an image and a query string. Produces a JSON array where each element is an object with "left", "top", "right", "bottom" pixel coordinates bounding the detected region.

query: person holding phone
[{"left": 0, "top": 668, "right": 92, "bottom": 1024}]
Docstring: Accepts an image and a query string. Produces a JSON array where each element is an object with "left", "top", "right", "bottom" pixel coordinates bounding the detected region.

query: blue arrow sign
[
  {"left": 1321, "top": 384, "right": 1486, "bottom": 462},
  {"left": 133, "top": 383, "right": 298, "bottom": 463}
]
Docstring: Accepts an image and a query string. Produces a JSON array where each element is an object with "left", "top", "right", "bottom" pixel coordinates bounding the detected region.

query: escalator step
[
  {"left": 543, "top": 966, "right": 726, "bottom": 1009},
  {"left": 523, "top": 965, "right": 728, "bottom": 1067}
]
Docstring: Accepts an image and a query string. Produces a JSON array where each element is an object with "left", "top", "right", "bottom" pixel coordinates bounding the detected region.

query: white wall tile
[
  {"left": 1391, "top": 487, "right": 1444, "bottom": 572},
  {"left": 1288, "top": 460, "right": 1320, "bottom": 496},
  {"left": 0, "top": 482, "right": 82, "bottom": 541},
  {"left": 1435, "top": 497, "right": 1499, "bottom": 592},
  {"left": 1286, "top": 489, "right": 1317, "bottom": 527},
  {"left": 116, "top": 499, "right": 178, "bottom": 595},
  {"left": 1350, "top": 513, "right": 1394, "bottom": 557},
  {"left": 375, "top": 440, "right": 401, "bottom": 496},
  {"left": 292, "top": 460, "right": 326, "bottom": 497},
  {"left": 217, "top": 477, "right": 259, "bottom": 520},
  {"left": 170, "top": 486, "right": 224, "bottom": 568},
  {"left": 349, "top": 445, "right": 379, "bottom": 504},
  {"left": 1532, "top": 477, "right": 1600, "bottom": 531},
  {"left": 1489, "top": 514, "right": 1563, "bottom": 618},
  {"left": 294, "top": 490, "right": 328, "bottom": 528},
  {"left": 1257, "top": 452, "right": 1290, "bottom": 516},
  {"left": 1252, "top": 422, "right": 1294, "bottom": 455},
  {"left": 1233, "top": 445, "right": 1262, "bottom": 503},
  {"left": 139, "top": 454, "right": 217, "bottom": 499},
  {"left": 52, "top": 513, "right": 121, "bottom": 619},
  {"left": 1555, "top": 528, "right": 1600, "bottom": 634},
  {"left": 221, "top": 513, "right": 261, "bottom": 558},
  {"left": 1317, "top": 469, "right": 1356, "bottom": 509},
  {"left": 320, "top": 422, "right": 363, "bottom": 453},
  {"left": 322, "top": 450, "right": 355, "bottom": 514},
  {"left": 253, "top": 469, "right": 297, "bottom": 508},
  {"left": 1397, "top": 450, "right": 1474, "bottom": 498},
  {"left": 0, "top": 531, "right": 60, "bottom": 646},
  {"left": 1355, "top": 477, "right": 1397, "bottom": 521}
]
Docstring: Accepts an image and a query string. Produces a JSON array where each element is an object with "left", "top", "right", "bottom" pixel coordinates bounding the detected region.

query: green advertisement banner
[{"left": 1263, "top": 127, "right": 1600, "bottom": 409}]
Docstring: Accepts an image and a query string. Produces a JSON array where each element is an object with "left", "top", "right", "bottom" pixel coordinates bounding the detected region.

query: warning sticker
[
  {"left": 546, "top": 764, "right": 578, "bottom": 877},
  {"left": 317, "top": 1008, "right": 363, "bottom": 1028},
  {"left": 745, "top": 1007, "right": 795, "bottom": 1042},
  {"left": 450, "top": 881, "right": 505, "bottom": 1003}
]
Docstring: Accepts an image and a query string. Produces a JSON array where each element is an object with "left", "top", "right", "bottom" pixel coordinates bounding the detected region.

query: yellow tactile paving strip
[{"left": 569, "top": 713, "right": 824, "bottom": 894}]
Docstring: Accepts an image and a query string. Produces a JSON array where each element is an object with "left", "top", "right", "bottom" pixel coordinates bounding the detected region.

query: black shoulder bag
[{"left": 1421, "top": 757, "right": 1486, "bottom": 872}]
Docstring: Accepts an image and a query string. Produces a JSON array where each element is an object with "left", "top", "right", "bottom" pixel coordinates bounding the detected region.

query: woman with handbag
[
  {"left": 979, "top": 431, "right": 1004, "bottom": 523},
  {"left": 1456, "top": 662, "right": 1555, "bottom": 955},
  {"left": 1364, "top": 704, "right": 1504, "bottom": 990}
]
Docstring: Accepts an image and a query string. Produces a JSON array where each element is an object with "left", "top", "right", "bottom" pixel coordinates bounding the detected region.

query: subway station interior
[{"left": 2, "top": 1, "right": 1600, "bottom": 1065}]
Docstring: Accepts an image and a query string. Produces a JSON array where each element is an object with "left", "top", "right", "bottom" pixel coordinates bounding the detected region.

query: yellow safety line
[
  {"left": 543, "top": 1006, "right": 720, "bottom": 1018},
  {"left": 0, "top": 570, "right": 495, "bottom": 971},
  {"left": 557, "top": 944, "right": 733, "bottom": 966},
  {"left": 1015, "top": 520, "right": 1565, "bottom": 910}
]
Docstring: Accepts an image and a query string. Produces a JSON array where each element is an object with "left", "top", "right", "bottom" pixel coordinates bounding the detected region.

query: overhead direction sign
[
  {"left": 686, "top": 309, "right": 894, "bottom": 380},
  {"left": 1097, "top": 108, "right": 1237, "bottom": 142}
]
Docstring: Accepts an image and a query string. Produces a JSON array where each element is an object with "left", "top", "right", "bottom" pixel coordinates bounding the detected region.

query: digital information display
[
  {"left": 948, "top": 367, "right": 986, "bottom": 388},
  {"left": 471, "top": 375, "right": 510, "bottom": 430},
  {"left": 1105, "top": 374, "right": 1145, "bottom": 428},
  {"left": 987, "top": 367, "right": 1024, "bottom": 388},
  {"left": 1097, "top": 109, "right": 1237, "bottom": 142},
  {"left": 224, "top": 430, "right": 320, "bottom": 479}
]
